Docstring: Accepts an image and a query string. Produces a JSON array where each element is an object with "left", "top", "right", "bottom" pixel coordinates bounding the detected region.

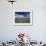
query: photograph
[{"left": 15, "top": 11, "right": 32, "bottom": 25}]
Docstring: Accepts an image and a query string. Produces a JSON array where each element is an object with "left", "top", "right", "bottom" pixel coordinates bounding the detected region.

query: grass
[{"left": 15, "top": 18, "right": 30, "bottom": 23}]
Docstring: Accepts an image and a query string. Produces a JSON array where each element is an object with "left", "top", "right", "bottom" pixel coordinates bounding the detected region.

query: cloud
[
  {"left": 16, "top": 14, "right": 24, "bottom": 18},
  {"left": 25, "top": 14, "right": 30, "bottom": 17}
]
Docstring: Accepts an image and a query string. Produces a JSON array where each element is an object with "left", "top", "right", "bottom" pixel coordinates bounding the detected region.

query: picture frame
[{"left": 14, "top": 11, "right": 33, "bottom": 26}]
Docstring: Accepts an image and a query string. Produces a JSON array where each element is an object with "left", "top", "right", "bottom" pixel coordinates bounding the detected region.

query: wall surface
[{"left": 0, "top": 0, "right": 46, "bottom": 42}]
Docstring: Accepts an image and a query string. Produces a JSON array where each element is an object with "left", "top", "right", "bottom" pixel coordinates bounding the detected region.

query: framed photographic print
[{"left": 15, "top": 11, "right": 33, "bottom": 26}]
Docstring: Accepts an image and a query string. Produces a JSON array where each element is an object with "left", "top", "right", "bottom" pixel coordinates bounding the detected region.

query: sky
[{"left": 15, "top": 12, "right": 30, "bottom": 17}]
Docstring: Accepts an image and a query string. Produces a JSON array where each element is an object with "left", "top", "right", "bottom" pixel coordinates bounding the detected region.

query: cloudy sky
[{"left": 15, "top": 12, "right": 30, "bottom": 18}]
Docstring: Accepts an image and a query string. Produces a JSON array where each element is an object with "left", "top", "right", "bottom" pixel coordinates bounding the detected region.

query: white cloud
[{"left": 16, "top": 14, "right": 24, "bottom": 18}]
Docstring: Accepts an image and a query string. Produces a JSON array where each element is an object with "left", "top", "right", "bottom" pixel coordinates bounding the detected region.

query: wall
[{"left": 0, "top": 0, "right": 46, "bottom": 42}]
